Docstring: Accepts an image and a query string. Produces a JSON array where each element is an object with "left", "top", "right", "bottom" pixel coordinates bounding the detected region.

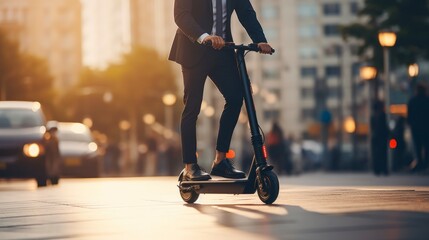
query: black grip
[{"left": 203, "top": 40, "right": 275, "bottom": 54}]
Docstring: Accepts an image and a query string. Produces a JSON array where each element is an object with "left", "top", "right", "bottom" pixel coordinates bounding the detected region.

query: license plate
[
  {"left": 64, "top": 158, "right": 82, "bottom": 167},
  {"left": 0, "top": 162, "right": 6, "bottom": 170}
]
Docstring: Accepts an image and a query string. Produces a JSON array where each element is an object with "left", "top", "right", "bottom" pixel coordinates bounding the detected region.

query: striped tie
[{"left": 216, "top": 0, "right": 223, "bottom": 37}]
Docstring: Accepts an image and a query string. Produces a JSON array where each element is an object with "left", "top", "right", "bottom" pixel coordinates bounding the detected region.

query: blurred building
[
  {"left": 81, "top": 0, "right": 131, "bottom": 69},
  {"left": 0, "top": 0, "right": 82, "bottom": 88},
  {"left": 233, "top": 0, "right": 364, "bottom": 139},
  {"left": 129, "top": 0, "right": 176, "bottom": 56}
]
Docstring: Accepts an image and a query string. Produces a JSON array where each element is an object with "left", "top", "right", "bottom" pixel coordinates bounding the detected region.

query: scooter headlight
[{"left": 23, "top": 143, "right": 44, "bottom": 158}]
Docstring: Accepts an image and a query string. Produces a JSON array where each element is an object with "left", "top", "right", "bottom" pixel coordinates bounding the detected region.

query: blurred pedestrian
[
  {"left": 144, "top": 134, "right": 158, "bottom": 176},
  {"left": 267, "top": 122, "right": 290, "bottom": 175},
  {"left": 407, "top": 84, "right": 429, "bottom": 172},
  {"left": 104, "top": 141, "right": 121, "bottom": 175},
  {"left": 392, "top": 116, "right": 407, "bottom": 171},
  {"left": 370, "top": 100, "right": 389, "bottom": 175}
]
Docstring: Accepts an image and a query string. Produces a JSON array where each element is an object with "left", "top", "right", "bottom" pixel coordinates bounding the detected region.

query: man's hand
[
  {"left": 203, "top": 35, "right": 225, "bottom": 50},
  {"left": 258, "top": 43, "right": 273, "bottom": 54}
]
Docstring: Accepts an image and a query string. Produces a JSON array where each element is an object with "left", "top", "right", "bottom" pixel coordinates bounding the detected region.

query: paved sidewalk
[{"left": 0, "top": 173, "right": 428, "bottom": 240}]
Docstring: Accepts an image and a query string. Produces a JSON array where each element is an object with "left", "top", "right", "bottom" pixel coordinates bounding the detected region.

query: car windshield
[
  {"left": 58, "top": 125, "right": 92, "bottom": 143},
  {"left": 0, "top": 109, "right": 44, "bottom": 129}
]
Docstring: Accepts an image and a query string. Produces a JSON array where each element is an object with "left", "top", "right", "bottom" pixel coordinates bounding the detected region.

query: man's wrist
[{"left": 197, "top": 33, "right": 210, "bottom": 44}]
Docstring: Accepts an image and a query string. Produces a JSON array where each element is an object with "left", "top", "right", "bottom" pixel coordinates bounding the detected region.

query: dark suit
[
  {"left": 169, "top": 0, "right": 267, "bottom": 164},
  {"left": 169, "top": 0, "right": 267, "bottom": 67}
]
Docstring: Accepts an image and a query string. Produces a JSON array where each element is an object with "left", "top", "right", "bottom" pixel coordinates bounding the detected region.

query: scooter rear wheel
[
  {"left": 180, "top": 189, "right": 199, "bottom": 204},
  {"left": 257, "top": 171, "right": 279, "bottom": 204}
]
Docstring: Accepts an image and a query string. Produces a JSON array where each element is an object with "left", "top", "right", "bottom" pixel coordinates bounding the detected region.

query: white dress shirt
[{"left": 197, "top": 0, "right": 227, "bottom": 43}]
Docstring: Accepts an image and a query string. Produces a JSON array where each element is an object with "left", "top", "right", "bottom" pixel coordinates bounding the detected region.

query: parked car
[
  {"left": 57, "top": 122, "right": 101, "bottom": 177},
  {"left": 0, "top": 101, "right": 61, "bottom": 187}
]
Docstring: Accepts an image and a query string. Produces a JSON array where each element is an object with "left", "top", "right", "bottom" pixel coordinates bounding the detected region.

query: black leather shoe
[
  {"left": 211, "top": 159, "right": 246, "bottom": 179},
  {"left": 184, "top": 164, "right": 211, "bottom": 181}
]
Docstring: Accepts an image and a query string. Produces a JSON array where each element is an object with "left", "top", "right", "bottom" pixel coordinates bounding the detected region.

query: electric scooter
[{"left": 178, "top": 42, "right": 279, "bottom": 204}]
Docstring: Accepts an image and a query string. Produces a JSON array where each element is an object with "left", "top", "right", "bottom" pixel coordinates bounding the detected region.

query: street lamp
[
  {"left": 82, "top": 117, "right": 93, "bottom": 128},
  {"left": 360, "top": 66, "right": 378, "bottom": 100},
  {"left": 143, "top": 113, "right": 156, "bottom": 125},
  {"left": 378, "top": 30, "right": 397, "bottom": 173},
  {"left": 162, "top": 93, "right": 177, "bottom": 131},
  {"left": 408, "top": 63, "right": 419, "bottom": 97},
  {"left": 360, "top": 66, "right": 377, "bottom": 81},
  {"left": 344, "top": 116, "right": 356, "bottom": 134}
]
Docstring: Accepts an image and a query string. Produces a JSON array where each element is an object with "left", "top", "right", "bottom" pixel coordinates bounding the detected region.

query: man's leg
[
  {"left": 207, "top": 50, "right": 246, "bottom": 179},
  {"left": 180, "top": 62, "right": 213, "bottom": 181},
  {"left": 181, "top": 65, "right": 209, "bottom": 164},
  {"left": 208, "top": 51, "right": 243, "bottom": 157}
]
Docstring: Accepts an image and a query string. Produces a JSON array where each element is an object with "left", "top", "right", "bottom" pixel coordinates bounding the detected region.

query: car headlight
[
  {"left": 88, "top": 142, "right": 98, "bottom": 152},
  {"left": 23, "top": 143, "right": 44, "bottom": 158}
]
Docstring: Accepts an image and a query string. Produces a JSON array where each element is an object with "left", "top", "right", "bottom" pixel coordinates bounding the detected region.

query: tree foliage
[
  {"left": 0, "top": 31, "right": 56, "bottom": 114},
  {"left": 342, "top": 0, "right": 429, "bottom": 67},
  {"left": 61, "top": 46, "right": 178, "bottom": 140}
]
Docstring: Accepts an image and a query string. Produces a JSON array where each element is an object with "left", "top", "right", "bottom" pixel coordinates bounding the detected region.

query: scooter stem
[{"left": 235, "top": 48, "right": 267, "bottom": 168}]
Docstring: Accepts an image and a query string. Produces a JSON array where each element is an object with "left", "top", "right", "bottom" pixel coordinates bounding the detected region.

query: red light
[
  {"left": 262, "top": 145, "right": 268, "bottom": 159},
  {"left": 389, "top": 139, "right": 398, "bottom": 149},
  {"left": 226, "top": 149, "right": 236, "bottom": 159}
]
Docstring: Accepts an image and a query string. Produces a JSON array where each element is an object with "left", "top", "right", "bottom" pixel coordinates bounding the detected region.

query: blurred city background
[{"left": 1, "top": 0, "right": 429, "bottom": 178}]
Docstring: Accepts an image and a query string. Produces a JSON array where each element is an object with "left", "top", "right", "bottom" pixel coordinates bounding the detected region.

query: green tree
[
  {"left": 342, "top": 0, "right": 429, "bottom": 67},
  {"left": 62, "top": 46, "right": 178, "bottom": 141},
  {"left": 0, "top": 32, "right": 56, "bottom": 113}
]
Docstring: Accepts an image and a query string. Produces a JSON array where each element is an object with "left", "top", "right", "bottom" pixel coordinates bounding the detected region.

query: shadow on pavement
[{"left": 186, "top": 203, "right": 429, "bottom": 239}]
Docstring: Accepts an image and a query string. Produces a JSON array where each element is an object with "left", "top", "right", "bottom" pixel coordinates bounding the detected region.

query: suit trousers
[{"left": 180, "top": 49, "right": 243, "bottom": 164}]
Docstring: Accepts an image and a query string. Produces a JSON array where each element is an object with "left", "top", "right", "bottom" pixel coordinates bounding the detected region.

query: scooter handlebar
[{"left": 204, "top": 40, "right": 275, "bottom": 54}]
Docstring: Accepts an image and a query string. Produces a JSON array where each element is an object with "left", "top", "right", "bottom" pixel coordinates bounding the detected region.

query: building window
[
  {"left": 301, "top": 67, "right": 317, "bottom": 78},
  {"left": 324, "top": 44, "right": 342, "bottom": 57},
  {"left": 328, "top": 87, "right": 339, "bottom": 99},
  {"left": 299, "top": 24, "right": 319, "bottom": 38},
  {"left": 350, "top": 2, "right": 359, "bottom": 15},
  {"left": 301, "top": 108, "right": 314, "bottom": 120},
  {"left": 298, "top": 3, "right": 318, "bottom": 18},
  {"left": 301, "top": 88, "right": 314, "bottom": 99},
  {"left": 264, "top": 110, "right": 280, "bottom": 121},
  {"left": 262, "top": 5, "right": 278, "bottom": 20},
  {"left": 323, "top": 3, "right": 341, "bottom": 16},
  {"left": 299, "top": 46, "right": 318, "bottom": 59},
  {"left": 325, "top": 66, "right": 341, "bottom": 77},
  {"left": 323, "top": 24, "right": 340, "bottom": 36},
  {"left": 263, "top": 69, "right": 280, "bottom": 80}
]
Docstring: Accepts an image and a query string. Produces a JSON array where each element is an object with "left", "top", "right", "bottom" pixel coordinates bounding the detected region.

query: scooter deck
[
  {"left": 182, "top": 176, "right": 247, "bottom": 184},
  {"left": 180, "top": 176, "right": 255, "bottom": 194}
]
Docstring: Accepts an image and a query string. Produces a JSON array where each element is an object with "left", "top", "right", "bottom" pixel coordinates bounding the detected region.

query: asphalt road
[{"left": 1, "top": 173, "right": 429, "bottom": 240}]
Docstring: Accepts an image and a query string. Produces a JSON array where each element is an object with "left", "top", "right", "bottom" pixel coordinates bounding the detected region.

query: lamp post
[
  {"left": 162, "top": 93, "right": 177, "bottom": 131},
  {"left": 360, "top": 65, "right": 378, "bottom": 170},
  {"left": 378, "top": 30, "right": 397, "bottom": 173}
]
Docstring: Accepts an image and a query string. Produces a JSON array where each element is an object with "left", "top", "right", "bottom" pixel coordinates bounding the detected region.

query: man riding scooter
[{"left": 169, "top": 0, "right": 273, "bottom": 181}]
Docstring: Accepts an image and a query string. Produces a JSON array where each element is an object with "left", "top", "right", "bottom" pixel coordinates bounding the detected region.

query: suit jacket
[{"left": 169, "top": 0, "right": 267, "bottom": 68}]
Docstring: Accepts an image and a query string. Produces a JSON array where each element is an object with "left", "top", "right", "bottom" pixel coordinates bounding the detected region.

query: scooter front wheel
[
  {"left": 257, "top": 171, "right": 279, "bottom": 204},
  {"left": 180, "top": 188, "right": 199, "bottom": 204}
]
